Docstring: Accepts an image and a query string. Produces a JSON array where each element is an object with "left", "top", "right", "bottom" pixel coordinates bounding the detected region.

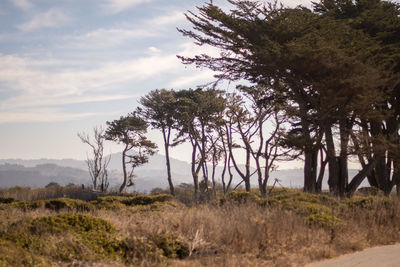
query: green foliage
[
  {"left": 92, "top": 194, "right": 180, "bottom": 212},
  {"left": 11, "top": 200, "right": 45, "bottom": 211},
  {"left": 357, "top": 186, "right": 383, "bottom": 196},
  {"left": 105, "top": 112, "right": 157, "bottom": 192},
  {"left": 44, "top": 198, "right": 94, "bottom": 212},
  {"left": 121, "top": 194, "right": 174, "bottom": 206},
  {"left": 343, "top": 196, "right": 393, "bottom": 210},
  {"left": 9, "top": 198, "right": 95, "bottom": 212},
  {"left": 120, "top": 236, "right": 165, "bottom": 263},
  {"left": 265, "top": 191, "right": 340, "bottom": 215},
  {"left": 96, "top": 194, "right": 173, "bottom": 206},
  {"left": 148, "top": 231, "right": 189, "bottom": 259},
  {"left": 0, "top": 239, "right": 50, "bottom": 266},
  {"left": 308, "top": 212, "right": 343, "bottom": 228},
  {"left": 0, "top": 210, "right": 189, "bottom": 265},
  {"left": 1, "top": 214, "right": 121, "bottom": 263},
  {"left": 0, "top": 197, "right": 16, "bottom": 204},
  {"left": 221, "top": 191, "right": 259, "bottom": 205}
]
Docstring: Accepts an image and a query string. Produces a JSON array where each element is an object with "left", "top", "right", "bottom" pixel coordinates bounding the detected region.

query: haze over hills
[{"left": 0, "top": 153, "right": 367, "bottom": 192}]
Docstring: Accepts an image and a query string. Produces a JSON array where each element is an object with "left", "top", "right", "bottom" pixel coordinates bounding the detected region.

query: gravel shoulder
[{"left": 306, "top": 244, "right": 400, "bottom": 267}]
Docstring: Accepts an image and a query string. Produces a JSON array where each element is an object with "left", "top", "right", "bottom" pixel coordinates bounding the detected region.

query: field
[{"left": 1, "top": 186, "right": 400, "bottom": 266}]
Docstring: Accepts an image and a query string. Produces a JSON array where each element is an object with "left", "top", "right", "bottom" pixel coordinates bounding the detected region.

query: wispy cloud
[
  {"left": 147, "top": 10, "right": 185, "bottom": 27},
  {"left": 169, "top": 70, "right": 215, "bottom": 88},
  {"left": 17, "top": 8, "right": 71, "bottom": 31},
  {"left": 0, "top": 52, "right": 180, "bottom": 113},
  {"left": 10, "top": 0, "right": 34, "bottom": 11},
  {"left": 65, "top": 27, "right": 157, "bottom": 49},
  {"left": 0, "top": 108, "right": 99, "bottom": 123},
  {"left": 104, "top": 0, "right": 154, "bottom": 14}
]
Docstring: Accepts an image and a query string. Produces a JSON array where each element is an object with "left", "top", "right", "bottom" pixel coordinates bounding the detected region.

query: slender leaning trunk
[
  {"left": 120, "top": 147, "right": 128, "bottom": 193},
  {"left": 163, "top": 129, "right": 175, "bottom": 196}
]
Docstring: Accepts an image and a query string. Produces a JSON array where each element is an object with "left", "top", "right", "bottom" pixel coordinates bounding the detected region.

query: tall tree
[
  {"left": 178, "top": 0, "right": 388, "bottom": 195},
  {"left": 105, "top": 113, "right": 157, "bottom": 193},
  {"left": 174, "top": 88, "right": 226, "bottom": 201},
  {"left": 314, "top": 0, "right": 400, "bottom": 196},
  {"left": 139, "top": 89, "right": 178, "bottom": 196}
]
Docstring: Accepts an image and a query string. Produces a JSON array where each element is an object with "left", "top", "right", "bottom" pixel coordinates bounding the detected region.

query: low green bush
[
  {"left": 94, "top": 194, "right": 175, "bottom": 210},
  {"left": 44, "top": 198, "right": 94, "bottom": 212},
  {"left": 308, "top": 212, "right": 343, "bottom": 228},
  {"left": 221, "top": 191, "right": 259, "bottom": 205},
  {"left": 0, "top": 197, "right": 16, "bottom": 204},
  {"left": 0, "top": 213, "right": 124, "bottom": 263},
  {"left": 9, "top": 198, "right": 95, "bottom": 212},
  {"left": 148, "top": 231, "right": 189, "bottom": 259}
]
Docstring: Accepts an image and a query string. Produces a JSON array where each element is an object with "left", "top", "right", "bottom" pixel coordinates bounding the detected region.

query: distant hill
[
  {"left": 0, "top": 154, "right": 368, "bottom": 192},
  {"left": 0, "top": 163, "right": 87, "bottom": 188}
]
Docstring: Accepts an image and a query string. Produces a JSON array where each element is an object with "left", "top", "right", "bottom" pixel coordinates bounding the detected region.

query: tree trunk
[
  {"left": 316, "top": 149, "right": 328, "bottom": 193},
  {"left": 346, "top": 159, "right": 376, "bottom": 197},
  {"left": 164, "top": 142, "right": 175, "bottom": 196},
  {"left": 338, "top": 119, "right": 350, "bottom": 197},
  {"left": 325, "top": 124, "right": 340, "bottom": 195},
  {"left": 375, "top": 156, "right": 392, "bottom": 195},
  {"left": 191, "top": 143, "right": 200, "bottom": 201},
  {"left": 120, "top": 148, "right": 128, "bottom": 193},
  {"left": 304, "top": 150, "right": 318, "bottom": 193}
]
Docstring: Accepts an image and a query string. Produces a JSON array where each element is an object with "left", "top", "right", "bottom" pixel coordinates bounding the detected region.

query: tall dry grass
[
  {"left": 97, "top": 198, "right": 400, "bottom": 266},
  {"left": 1, "top": 187, "right": 400, "bottom": 266}
]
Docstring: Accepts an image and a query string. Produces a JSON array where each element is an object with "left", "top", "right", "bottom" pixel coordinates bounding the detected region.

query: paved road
[{"left": 306, "top": 244, "right": 400, "bottom": 267}]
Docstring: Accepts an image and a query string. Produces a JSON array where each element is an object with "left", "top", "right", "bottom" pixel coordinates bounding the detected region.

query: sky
[{"left": 0, "top": 0, "right": 315, "bottom": 168}]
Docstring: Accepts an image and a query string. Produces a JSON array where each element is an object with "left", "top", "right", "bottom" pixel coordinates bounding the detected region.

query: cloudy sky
[{"left": 0, "top": 0, "right": 313, "bottom": 166}]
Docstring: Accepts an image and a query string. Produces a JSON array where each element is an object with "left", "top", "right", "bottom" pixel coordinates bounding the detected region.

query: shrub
[
  {"left": 120, "top": 236, "right": 165, "bottom": 263},
  {"left": 1, "top": 214, "right": 120, "bottom": 261},
  {"left": 357, "top": 186, "right": 382, "bottom": 196},
  {"left": 44, "top": 198, "right": 94, "bottom": 212},
  {"left": 94, "top": 194, "right": 175, "bottom": 209},
  {"left": 308, "top": 212, "right": 343, "bottom": 228},
  {"left": 221, "top": 191, "right": 259, "bottom": 205},
  {"left": 122, "top": 194, "right": 174, "bottom": 206},
  {"left": 264, "top": 191, "right": 339, "bottom": 216},
  {"left": 0, "top": 239, "right": 50, "bottom": 266},
  {"left": 0, "top": 197, "right": 16, "bottom": 204},
  {"left": 148, "top": 231, "right": 189, "bottom": 259},
  {"left": 9, "top": 198, "right": 95, "bottom": 212}
]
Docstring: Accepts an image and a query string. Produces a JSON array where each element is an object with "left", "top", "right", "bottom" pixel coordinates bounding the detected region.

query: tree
[
  {"left": 178, "top": 0, "right": 390, "bottom": 195},
  {"left": 238, "top": 85, "right": 288, "bottom": 197},
  {"left": 173, "top": 88, "right": 226, "bottom": 201},
  {"left": 105, "top": 113, "right": 157, "bottom": 193},
  {"left": 78, "top": 126, "right": 110, "bottom": 192},
  {"left": 224, "top": 92, "right": 255, "bottom": 192},
  {"left": 139, "top": 89, "right": 178, "bottom": 196},
  {"left": 314, "top": 0, "right": 400, "bottom": 196}
]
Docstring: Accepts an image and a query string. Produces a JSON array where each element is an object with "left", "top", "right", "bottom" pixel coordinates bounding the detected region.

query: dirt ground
[{"left": 306, "top": 244, "right": 400, "bottom": 267}]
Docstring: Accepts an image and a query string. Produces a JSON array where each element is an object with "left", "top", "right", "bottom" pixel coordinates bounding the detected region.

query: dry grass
[{"left": 1, "top": 187, "right": 400, "bottom": 266}]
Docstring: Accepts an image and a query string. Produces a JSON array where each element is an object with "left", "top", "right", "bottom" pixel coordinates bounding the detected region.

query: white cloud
[
  {"left": 0, "top": 41, "right": 223, "bottom": 123},
  {"left": 104, "top": 0, "right": 154, "bottom": 14},
  {"left": 17, "top": 8, "right": 71, "bottom": 31},
  {"left": 65, "top": 27, "right": 157, "bottom": 49},
  {"left": 148, "top": 46, "right": 160, "bottom": 53},
  {"left": 169, "top": 70, "right": 216, "bottom": 88},
  {"left": 11, "top": 0, "right": 34, "bottom": 11},
  {"left": 148, "top": 11, "right": 185, "bottom": 27},
  {"left": 0, "top": 108, "right": 98, "bottom": 123},
  {"left": 0, "top": 52, "right": 180, "bottom": 111}
]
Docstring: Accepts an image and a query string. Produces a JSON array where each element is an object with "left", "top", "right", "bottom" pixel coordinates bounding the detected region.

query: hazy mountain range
[{"left": 0, "top": 153, "right": 368, "bottom": 192}]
